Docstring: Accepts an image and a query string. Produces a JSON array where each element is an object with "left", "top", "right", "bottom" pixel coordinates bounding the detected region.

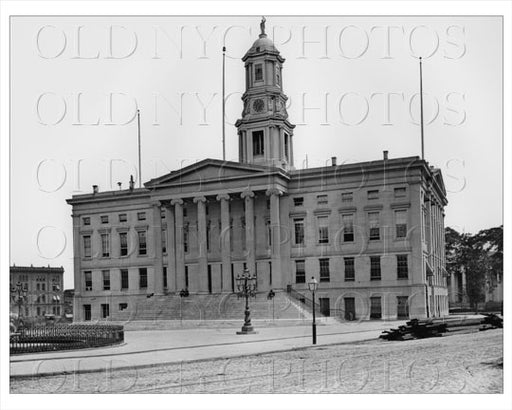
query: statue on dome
[{"left": 260, "top": 16, "right": 266, "bottom": 36}]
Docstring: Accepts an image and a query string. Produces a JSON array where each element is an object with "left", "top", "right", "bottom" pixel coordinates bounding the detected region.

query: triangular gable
[
  {"left": 145, "top": 158, "right": 272, "bottom": 187},
  {"left": 432, "top": 168, "right": 447, "bottom": 196}
]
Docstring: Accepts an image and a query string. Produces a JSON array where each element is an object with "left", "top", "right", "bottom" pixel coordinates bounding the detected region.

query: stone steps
[{"left": 113, "top": 291, "right": 308, "bottom": 322}]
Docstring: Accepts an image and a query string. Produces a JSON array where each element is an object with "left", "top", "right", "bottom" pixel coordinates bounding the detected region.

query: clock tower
[{"left": 235, "top": 17, "right": 295, "bottom": 170}]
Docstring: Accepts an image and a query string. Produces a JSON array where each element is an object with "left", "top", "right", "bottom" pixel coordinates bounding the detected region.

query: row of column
[{"left": 152, "top": 188, "right": 283, "bottom": 295}]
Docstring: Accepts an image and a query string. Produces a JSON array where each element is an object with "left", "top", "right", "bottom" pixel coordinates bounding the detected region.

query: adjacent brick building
[{"left": 10, "top": 265, "right": 64, "bottom": 318}]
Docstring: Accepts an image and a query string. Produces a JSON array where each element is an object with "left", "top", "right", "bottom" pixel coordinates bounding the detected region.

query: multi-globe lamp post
[
  {"left": 10, "top": 282, "right": 28, "bottom": 328},
  {"left": 236, "top": 268, "right": 257, "bottom": 334}
]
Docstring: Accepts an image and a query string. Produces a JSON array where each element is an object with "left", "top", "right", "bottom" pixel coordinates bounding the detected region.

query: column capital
[
  {"left": 171, "top": 198, "right": 184, "bottom": 206},
  {"left": 150, "top": 200, "right": 162, "bottom": 207},
  {"left": 193, "top": 196, "right": 207, "bottom": 204},
  {"left": 240, "top": 189, "right": 255, "bottom": 200},
  {"left": 216, "top": 193, "right": 230, "bottom": 201},
  {"left": 266, "top": 187, "right": 283, "bottom": 197}
]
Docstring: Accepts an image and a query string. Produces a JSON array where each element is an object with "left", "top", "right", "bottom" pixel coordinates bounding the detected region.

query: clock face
[{"left": 253, "top": 98, "right": 265, "bottom": 113}]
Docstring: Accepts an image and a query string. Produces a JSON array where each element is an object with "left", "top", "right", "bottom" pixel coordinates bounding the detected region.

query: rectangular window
[
  {"left": 395, "top": 210, "right": 407, "bottom": 239},
  {"left": 367, "top": 190, "right": 379, "bottom": 200},
  {"left": 101, "top": 215, "right": 109, "bottom": 224},
  {"left": 101, "top": 233, "right": 110, "bottom": 257},
  {"left": 183, "top": 206, "right": 188, "bottom": 218},
  {"left": 342, "top": 214, "right": 354, "bottom": 242},
  {"left": 83, "top": 235, "right": 91, "bottom": 258},
  {"left": 276, "top": 66, "right": 281, "bottom": 86},
  {"left": 284, "top": 133, "right": 289, "bottom": 161},
  {"left": 163, "top": 266, "right": 168, "bottom": 289},
  {"left": 317, "top": 194, "right": 328, "bottom": 205},
  {"left": 82, "top": 217, "right": 90, "bottom": 225},
  {"left": 319, "top": 258, "right": 330, "bottom": 282},
  {"left": 370, "top": 256, "right": 381, "bottom": 280},
  {"left": 397, "top": 255, "right": 409, "bottom": 279},
  {"left": 394, "top": 187, "right": 407, "bottom": 198},
  {"left": 138, "top": 231, "right": 147, "bottom": 255},
  {"left": 119, "top": 213, "right": 127, "bottom": 222},
  {"left": 121, "top": 269, "right": 129, "bottom": 290},
  {"left": 84, "top": 271, "right": 92, "bottom": 291},
  {"left": 101, "top": 303, "right": 110, "bottom": 319},
  {"left": 254, "top": 63, "right": 263, "bottom": 81},
  {"left": 139, "top": 268, "right": 147, "bottom": 289},
  {"left": 119, "top": 303, "right": 128, "bottom": 311},
  {"left": 119, "top": 232, "right": 128, "bottom": 256},
  {"left": 206, "top": 222, "right": 211, "bottom": 251},
  {"left": 344, "top": 257, "right": 355, "bottom": 281},
  {"left": 397, "top": 296, "right": 409, "bottom": 318},
  {"left": 293, "top": 197, "right": 304, "bottom": 207},
  {"left": 370, "top": 297, "right": 382, "bottom": 319},
  {"left": 184, "top": 223, "right": 189, "bottom": 253},
  {"left": 341, "top": 192, "right": 353, "bottom": 203},
  {"left": 185, "top": 266, "right": 189, "bottom": 289},
  {"left": 294, "top": 218, "right": 305, "bottom": 245},
  {"left": 295, "top": 260, "right": 305, "bottom": 283},
  {"left": 162, "top": 230, "right": 167, "bottom": 253},
  {"left": 266, "top": 220, "right": 272, "bottom": 248},
  {"left": 137, "top": 212, "right": 146, "bottom": 221},
  {"left": 368, "top": 212, "right": 380, "bottom": 240},
  {"left": 252, "top": 130, "right": 264, "bottom": 156},
  {"left": 317, "top": 216, "right": 329, "bottom": 244},
  {"left": 83, "top": 304, "right": 91, "bottom": 321},
  {"left": 102, "top": 270, "right": 110, "bottom": 290}
]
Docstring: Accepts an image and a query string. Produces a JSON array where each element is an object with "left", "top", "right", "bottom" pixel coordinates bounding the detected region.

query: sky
[{"left": 10, "top": 16, "right": 503, "bottom": 289}]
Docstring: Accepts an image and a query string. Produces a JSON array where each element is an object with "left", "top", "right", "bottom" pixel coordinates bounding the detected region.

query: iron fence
[{"left": 10, "top": 323, "right": 124, "bottom": 355}]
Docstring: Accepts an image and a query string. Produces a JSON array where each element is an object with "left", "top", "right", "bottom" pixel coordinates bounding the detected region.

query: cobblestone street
[{"left": 11, "top": 329, "right": 502, "bottom": 394}]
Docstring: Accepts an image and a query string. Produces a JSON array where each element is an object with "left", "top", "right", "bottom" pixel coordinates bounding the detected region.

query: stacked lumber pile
[
  {"left": 479, "top": 313, "right": 503, "bottom": 331},
  {"left": 379, "top": 318, "right": 447, "bottom": 341},
  {"left": 380, "top": 314, "right": 503, "bottom": 341}
]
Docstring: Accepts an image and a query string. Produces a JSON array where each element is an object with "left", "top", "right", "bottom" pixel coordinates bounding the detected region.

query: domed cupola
[{"left": 235, "top": 17, "right": 295, "bottom": 170}]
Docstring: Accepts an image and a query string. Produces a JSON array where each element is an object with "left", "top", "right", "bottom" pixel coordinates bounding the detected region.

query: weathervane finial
[{"left": 260, "top": 16, "right": 266, "bottom": 36}]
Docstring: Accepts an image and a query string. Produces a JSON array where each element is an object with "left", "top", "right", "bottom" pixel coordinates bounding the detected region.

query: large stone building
[
  {"left": 10, "top": 265, "right": 64, "bottom": 318},
  {"left": 67, "top": 19, "right": 449, "bottom": 322}
]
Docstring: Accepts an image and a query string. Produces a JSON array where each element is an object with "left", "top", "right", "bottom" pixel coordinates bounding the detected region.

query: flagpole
[
  {"left": 137, "top": 109, "right": 142, "bottom": 188},
  {"left": 222, "top": 46, "right": 226, "bottom": 161},
  {"left": 419, "top": 56, "right": 425, "bottom": 160}
]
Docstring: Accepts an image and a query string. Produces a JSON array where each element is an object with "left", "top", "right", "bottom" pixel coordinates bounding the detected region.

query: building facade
[
  {"left": 67, "top": 20, "right": 449, "bottom": 322},
  {"left": 9, "top": 265, "right": 64, "bottom": 318}
]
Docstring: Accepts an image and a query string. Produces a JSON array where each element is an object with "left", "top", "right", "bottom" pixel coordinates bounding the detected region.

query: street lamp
[
  {"left": 267, "top": 289, "right": 276, "bottom": 321},
  {"left": 308, "top": 276, "right": 318, "bottom": 345},
  {"left": 236, "top": 268, "right": 257, "bottom": 334},
  {"left": 10, "top": 282, "right": 28, "bottom": 328}
]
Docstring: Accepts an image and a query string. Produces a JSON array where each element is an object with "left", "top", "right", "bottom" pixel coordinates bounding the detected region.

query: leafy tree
[{"left": 444, "top": 225, "right": 503, "bottom": 313}]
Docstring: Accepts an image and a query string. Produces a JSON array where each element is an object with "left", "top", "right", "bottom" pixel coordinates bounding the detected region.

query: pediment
[{"left": 145, "top": 158, "right": 272, "bottom": 188}]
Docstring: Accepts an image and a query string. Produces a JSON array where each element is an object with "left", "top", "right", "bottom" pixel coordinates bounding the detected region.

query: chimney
[
  {"left": 117, "top": 182, "right": 122, "bottom": 190},
  {"left": 383, "top": 150, "right": 389, "bottom": 160},
  {"left": 129, "top": 175, "right": 135, "bottom": 191},
  {"left": 92, "top": 185, "right": 99, "bottom": 194},
  {"left": 331, "top": 156, "right": 337, "bottom": 166}
]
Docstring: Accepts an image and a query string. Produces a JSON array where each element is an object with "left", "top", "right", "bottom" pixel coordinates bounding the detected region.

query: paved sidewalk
[{"left": 10, "top": 320, "right": 405, "bottom": 378}]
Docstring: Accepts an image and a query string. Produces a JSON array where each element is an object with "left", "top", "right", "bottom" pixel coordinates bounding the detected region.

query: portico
[{"left": 146, "top": 159, "right": 289, "bottom": 295}]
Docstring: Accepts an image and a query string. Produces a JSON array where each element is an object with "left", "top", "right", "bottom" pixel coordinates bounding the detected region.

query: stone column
[
  {"left": 267, "top": 188, "right": 282, "bottom": 287},
  {"left": 152, "top": 202, "right": 164, "bottom": 295},
  {"left": 194, "top": 196, "right": 208, "bottom": 292},
  {"left": 165, "top": 204, "right": 176, "bottom": 292},
  {"left": 72, "top": 214, "right": 82, "bottom": 321},
  {"left": 241, "top": 190, "right": 256, "bottom": 276},
  {"left": 462, "top": 269, "right": 467, "bottom": 303},
  {"left": 171, "top": 198, "right": 185, "bottom": 290},
  {"left": 217, "top": 194, "right": 231, "bottom": 292}
]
